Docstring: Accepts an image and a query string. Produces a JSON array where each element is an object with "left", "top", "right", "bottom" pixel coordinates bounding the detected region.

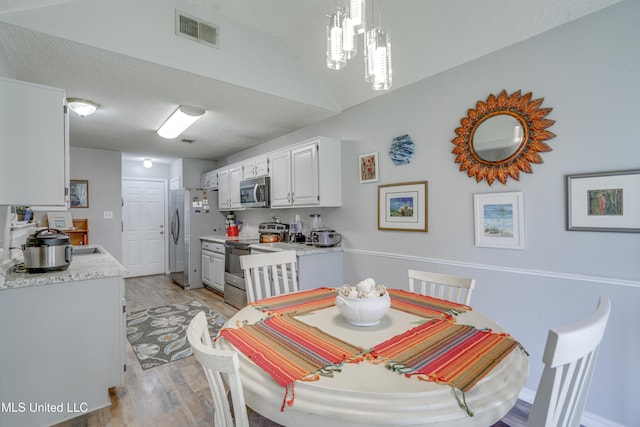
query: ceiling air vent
[{"left": 175, "top": 10, "right": 218, "bottom": 48}]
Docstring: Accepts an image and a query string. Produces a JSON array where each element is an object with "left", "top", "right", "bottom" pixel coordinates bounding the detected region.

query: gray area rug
[{"left": 126, "top": 300, "right": 226, "bottom": 369}]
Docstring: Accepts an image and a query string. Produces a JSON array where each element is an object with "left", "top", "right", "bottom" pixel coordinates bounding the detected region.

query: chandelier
[{"left": 326, "top": 0, "right": 392, "bottom": 90}]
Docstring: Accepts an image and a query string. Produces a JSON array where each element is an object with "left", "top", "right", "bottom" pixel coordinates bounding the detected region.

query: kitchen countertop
[
  {"left": 0, "top": 245, "right": 127, "bottom": 290},
  {"left": 200, "top": 235, "right": 228, "bottom": 244},
  {"left": 200, "top": 235, "right": 343, "bottom": 255},
  {"left": 250, "top": 241, "right": 343, "bottom": 256}
]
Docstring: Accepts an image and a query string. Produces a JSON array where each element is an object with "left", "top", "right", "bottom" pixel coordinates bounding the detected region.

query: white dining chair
[
  {"left": 240, "top": 250, "right": 298, "bottom": 303},
  {"left": 527, "top": 296, "right": 611, "bottom": 427},
  {"left": 187, "top": 311, "right": 249, "bottom": 427},
  {"left": 407, "top": 269, "right": 475, "bottom": 305}
]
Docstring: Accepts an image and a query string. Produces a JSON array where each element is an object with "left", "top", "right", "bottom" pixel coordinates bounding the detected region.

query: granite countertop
[
  {"left": 0, "top": 245, "right": 127, "bottom": 290},
  {"left": 250, "top": 241, "right": 343, "bottom": 256},
  {"left": 199, "top": 235, "right": 344, "bottom": 255},
  {"left": 200, "top": 235, "right": 228, "bottom": 244}
]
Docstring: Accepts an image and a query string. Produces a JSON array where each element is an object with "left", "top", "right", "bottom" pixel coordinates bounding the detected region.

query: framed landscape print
[
  {"left": 566, "top": 169, "right": 640, "bottom": 232},
  {"left": 378, "top": 181, "right": 428, "bottom": 231},
  {"left": 70, "top": 179, "right": 89, "bottom": 208},
  {"left": 359, "top": 152, "right": 379, "bottom": 183},
  {"left": 474, "top": 192, "right": 524, "bottom": 249}
]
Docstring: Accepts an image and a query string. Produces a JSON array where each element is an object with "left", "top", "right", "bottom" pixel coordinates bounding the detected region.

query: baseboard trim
[
  {"left": 519, "top": 388, "right": 623, "bottom": 427},
  {"left": 343, "top": 248, "right": 639, "bottom": 289}
]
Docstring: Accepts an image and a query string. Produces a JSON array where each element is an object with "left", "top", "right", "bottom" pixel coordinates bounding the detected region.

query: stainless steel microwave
[{"left": 239, "top": 176, "right": 270, "bottom": 208}]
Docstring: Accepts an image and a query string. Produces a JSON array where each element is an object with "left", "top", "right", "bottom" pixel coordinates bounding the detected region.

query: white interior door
[{"left": 122, "top": 179, "right": 166, "bottom": 277}]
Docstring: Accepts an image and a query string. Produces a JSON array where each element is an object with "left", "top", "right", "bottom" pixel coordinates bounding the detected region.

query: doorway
[{"left": 122, "top": 179, "right": 166, "bottom": 277}]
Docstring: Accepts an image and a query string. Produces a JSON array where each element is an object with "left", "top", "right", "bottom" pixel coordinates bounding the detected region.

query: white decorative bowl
[{"left": 335, "top": 293, "right": 391, "bottom": 327}]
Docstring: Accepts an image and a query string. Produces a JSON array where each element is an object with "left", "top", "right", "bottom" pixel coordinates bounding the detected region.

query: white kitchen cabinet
[
  {"left": 269, "top": 149, "right": 292, "bottom": 206},
  {"left": 291, "top": 143, "right": 319, "bottom": 206},
  {"left": 202, "top": 250, "right": 213, "bottom": 285},
  {"left": 268, "top": 137, "right": 342, "bottom": 208},
  {"left": 217, "top": 168, "right": 229, "bottom": 209},
  {"left": 202, "top": 240, "right": 224, "bottom": 292},
  {"left": 201, "top": 170, "right": 218, "bottom": 190},
  {"left": 250, "top": 245, "right": 343, "bottom": 290},
  {"left": 242, "top": 156, "right": 269, "bottom": 180},
  {"left": 217, "top": 165, "right": 244, "bottom": 211},
  {"left": 0, "top": 77, "right": 69, "bottom": 208},
  {"left": 0, "top": 274, "right": 125, "bottom": 426}
]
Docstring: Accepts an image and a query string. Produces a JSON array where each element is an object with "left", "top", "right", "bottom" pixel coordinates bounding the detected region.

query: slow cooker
[{"left": 22, "top": 229, "right": 73, "bottom": 273}]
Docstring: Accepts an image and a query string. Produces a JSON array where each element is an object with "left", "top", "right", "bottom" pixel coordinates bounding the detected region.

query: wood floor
[{"left": 54, "top": 274, "right": 531, "bottom": 427}]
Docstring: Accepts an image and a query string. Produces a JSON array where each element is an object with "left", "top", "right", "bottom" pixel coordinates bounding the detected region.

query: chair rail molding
[{"left": 343, "top": 248, "right": 639, "bottom": 289}]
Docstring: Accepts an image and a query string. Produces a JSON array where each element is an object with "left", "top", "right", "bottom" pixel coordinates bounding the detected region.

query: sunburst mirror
[{"left": 451, "top": 90, "right": 556, "bottom": 185}]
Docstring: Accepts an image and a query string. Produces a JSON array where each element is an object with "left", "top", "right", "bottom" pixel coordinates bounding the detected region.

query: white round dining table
[{"left": 216, "top": 293, "right": 529, "bottom": 427}]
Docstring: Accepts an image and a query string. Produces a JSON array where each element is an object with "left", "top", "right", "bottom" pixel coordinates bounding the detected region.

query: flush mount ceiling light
[
  {"left": 157, "top": 105, "right": 206, "bottom": 139},
  {"left": 66, "top": 98, "right": 100, "bottom": 117},
  {"left": 326, "top": 0, "right": 392, "bottom": 90},
  {"left": 143, "top": 158, "right": 153, "bottom": 168}
]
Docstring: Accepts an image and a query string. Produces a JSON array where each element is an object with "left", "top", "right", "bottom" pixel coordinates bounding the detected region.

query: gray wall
[
  {"left": 228, "top": 3, "right": 639, "bottom": 425},
  {"left": 32, "top": 147, "right": 124, "bottom": 261}
]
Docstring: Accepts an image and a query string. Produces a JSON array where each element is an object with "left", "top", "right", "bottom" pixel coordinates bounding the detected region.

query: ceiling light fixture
[
  {"left": 143, "top": 158, "right": 153, "bottom": 168},
  {"left": 326, "top": 0, "right": 392, "bottom": 91},
  {"left": 66, "top": 98, "right": 100, "bottom": 117},
  {"left": 157, "top": 105, "right": 205, "bottom": 139}
]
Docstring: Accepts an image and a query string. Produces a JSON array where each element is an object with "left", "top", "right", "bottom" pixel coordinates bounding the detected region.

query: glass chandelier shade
[
  {"left": 349, "top": 0, "right": 366, "bottom": 33},
  {"left": 365, "top": 27, "right": 392, "bottom": 90},
  {"left": 326, "top": 8, "right": 347, "bottom": 70},
  {"left": 325, "top": 0, "right": 392, "bottom": 91},
  {"left": 342, "top": 16, "right": 358, "bottom": 60}
]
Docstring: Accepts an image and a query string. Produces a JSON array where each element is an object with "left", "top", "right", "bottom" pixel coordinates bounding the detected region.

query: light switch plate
[{"left": 104, "top": 211, "right": 113, "bottom": 219}]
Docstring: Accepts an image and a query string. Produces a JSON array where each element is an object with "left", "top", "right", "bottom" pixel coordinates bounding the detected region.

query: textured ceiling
[{"left": 0, "top": 0, "right": 621, "bottom": 164}]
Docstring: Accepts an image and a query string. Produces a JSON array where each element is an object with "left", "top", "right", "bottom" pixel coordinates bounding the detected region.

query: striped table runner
[
  {"left": 250, "top": 287, "right": 338, "bottom": 315},
  {"left": 371, "top": 318, "right": 522, "bottom": 416},
  {"left": 219, "top": 314, "right": 363, "bottom": 410},
  {"left": 388, "top": 288, "right": 471, "bottom": 320}
]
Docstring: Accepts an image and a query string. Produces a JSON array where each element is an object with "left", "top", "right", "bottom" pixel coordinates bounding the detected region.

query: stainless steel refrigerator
[{"left": 169, "top": 189, "right": 219, "bottom": 290}]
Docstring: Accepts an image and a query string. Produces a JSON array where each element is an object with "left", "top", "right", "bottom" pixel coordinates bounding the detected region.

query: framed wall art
[
  {"left": 566, "top": 169, "right": 640, "bottom": 232},
  {"left": 359, "top": 152, "right": 379, "bottom": 183},
  {"left": 378, "top": 181, "right": 428, "bottom": 232},
  {"left": 70, "top": 179, "right": 89, "bottom": 208},
  {"left": 473, "top": 192, "right": 524, "bottom": 249}
]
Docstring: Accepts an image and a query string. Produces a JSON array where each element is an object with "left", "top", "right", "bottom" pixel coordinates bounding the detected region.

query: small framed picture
[
  {"left": 359, "top": 152, "right": 379, "bottom": 183},
  {"left": 70, "top": 180, "right": 89, "bottom": 208},
  {"left": 566, "top": 169, "right": 640, "bottom": 232},
  {"left": 474, "top": 192, "right": 524, "bottom": 249},
  {"left": 378, "top": 181, "right": 428, "bottom": 232}
]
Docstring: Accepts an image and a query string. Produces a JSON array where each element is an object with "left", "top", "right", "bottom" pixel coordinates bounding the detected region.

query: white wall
[
  {"left": 122, "top": 159, "right": 171, "bottom": 180},
  {"left": 228, "top": 3, "right": 639, "bottom": 425}
]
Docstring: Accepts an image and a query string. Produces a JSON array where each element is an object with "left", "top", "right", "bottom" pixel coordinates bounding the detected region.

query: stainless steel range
[{"left": 223, "top": 239, "right": 257, "bottom": 309}]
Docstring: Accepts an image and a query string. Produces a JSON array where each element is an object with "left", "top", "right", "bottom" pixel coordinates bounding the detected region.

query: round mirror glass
[
  {"left": 472, "top": 114, "right": 524, "bottom": 162},
  {"left": 451, "top": 90, "right": 556, "bottom": 185}
]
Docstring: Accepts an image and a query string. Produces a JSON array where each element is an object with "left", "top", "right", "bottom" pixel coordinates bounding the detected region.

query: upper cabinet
[
  {"left": 170, "top": 158, "right": 216, "bottom": 189},
  {"left": 0, "top": 77, "right": 69, "bottom": 208},
  {"left": 201, "top": 170, "right": 218, "bottom": 190},
  {"left": 217, "top": 164, "right": 243, "bottom": 211},
  {"left": 269, "top": 137, "right": 341, "bottom": 208},
  {"left": 242, "top": 156, "right": 269, "bottom": 180}
]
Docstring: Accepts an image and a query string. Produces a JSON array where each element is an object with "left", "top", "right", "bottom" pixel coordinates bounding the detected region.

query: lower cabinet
[
  {"left": 250, "top": 247, "right": 343, "bottom": 291},
  {"left": 202, "top": 240, "right": 225, "bottom": 293},
  {"left": 0, "top": 275, "right": 125, "bottom": 427}
]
